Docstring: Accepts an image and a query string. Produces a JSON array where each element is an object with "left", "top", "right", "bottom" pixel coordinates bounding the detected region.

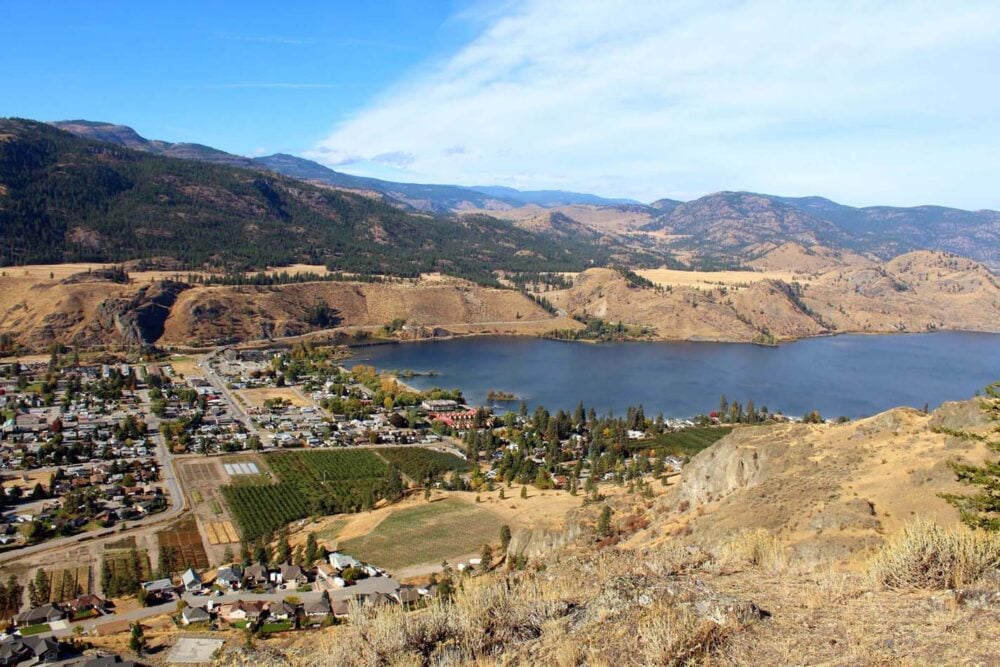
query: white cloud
[{"left": 312, "top": 0, "right": 1000, "bottom": 207}]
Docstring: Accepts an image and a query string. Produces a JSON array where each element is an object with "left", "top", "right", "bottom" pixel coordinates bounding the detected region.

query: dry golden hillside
[
  {"left": 544, "top": 250, "right": 1000, "bottom": 342},
  {"left": 651, "top": 399, "right": 995, "bottom": 565},
  {"left": 1, "top": 249, "right": 997, "bottom": 352},
  {"left": 160, "top": 279, "right": 554, "bottom": 346},
  {"left": 747, "top": 241, "right": 875, "bottom": 273},
  {"left": 227, "top": 396, "right": 999, "bottom": 666},
  {"left": 465, "top": 203, "right": 657, "bottom": 235},
  {"left": 0, "top": 268, "right": 559, "bottom": 352}
]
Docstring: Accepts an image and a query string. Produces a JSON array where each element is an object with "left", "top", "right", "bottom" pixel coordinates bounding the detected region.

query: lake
[{"left": 346, "top": 332, "right": 1000, "bottom": 419}]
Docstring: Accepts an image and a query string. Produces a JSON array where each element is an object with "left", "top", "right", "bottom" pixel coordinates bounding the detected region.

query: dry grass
[
  {"left": 236, "top": 387, "right": 311, "bottom": 408},
  {"left": 719, "top": 528, "right": 787, "bottom": 572},
  {"left": 637, "top": 268, "right": 806, "bottom": 290},
  {"left": 867, "top": 519, "right": 1000, "bottom": 590}
]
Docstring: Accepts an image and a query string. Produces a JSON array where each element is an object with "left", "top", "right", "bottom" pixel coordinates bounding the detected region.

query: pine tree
[
  {"left": 277, "top": 534, "right": 292, "bottom": 564},
  {"left": 942, "top": 382, "right": 1000, "bottom": 530},
  {"left": 305, "top": 533, "right": 319, "bottom": 567},
  {"left": 596, "top": 505, "right": 613, "bottom": 537},
  {"left": 499, "top": 525, "right": 512, "bottom": 553},
  {"left": 520, "top": 485, "right": 528, "bottom": 499},
  {"left": 480, "top": 544, "right": 493, "bottom": 569},
  {"left": 30, "top": 568, "right": 50, "bottom": 607},
  {"left": 129, "top": 622, "right": 146, "bottom": 655}
]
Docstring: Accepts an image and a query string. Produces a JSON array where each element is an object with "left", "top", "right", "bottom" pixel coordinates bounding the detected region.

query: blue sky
[
  {"left": 4, "top": 1, "right": 476, "bottom": 155},
  {"left": 5, "top": 1, "right": 1000, "bottom": 208}
]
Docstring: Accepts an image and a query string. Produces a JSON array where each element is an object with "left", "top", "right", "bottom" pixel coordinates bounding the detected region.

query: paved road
[{"left": 197, "top": 350, "right": 268, "bottom": 444}]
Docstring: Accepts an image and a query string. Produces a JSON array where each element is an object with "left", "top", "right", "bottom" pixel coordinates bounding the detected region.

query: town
[{"left": 1, "top": 341, "right": 757, "bottom": 665}]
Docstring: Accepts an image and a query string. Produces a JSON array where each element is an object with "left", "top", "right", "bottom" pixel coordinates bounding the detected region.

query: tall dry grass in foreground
[
  {"left": 718, "top": 528, "right": 787, "bottom": 572},
  {"left": 867, "top": 519, "right": 1000, "bottom": 589}
]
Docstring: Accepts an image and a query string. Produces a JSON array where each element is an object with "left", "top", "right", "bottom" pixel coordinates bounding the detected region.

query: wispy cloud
[{"left": 314, "top": 0, "right": 1000, "bottom": 207}]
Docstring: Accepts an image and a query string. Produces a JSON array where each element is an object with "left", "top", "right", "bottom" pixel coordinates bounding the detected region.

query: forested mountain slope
[{"left": 0, "top": 119, "right": 620, "bottom": 275}]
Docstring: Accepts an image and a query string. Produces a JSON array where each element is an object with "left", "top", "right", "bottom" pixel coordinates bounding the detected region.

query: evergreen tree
[
  {"left": 30, "top": 568, "right": 50, "bottom": 607},
  {"left": 129, "top": 623, "right": 146, "bottom": 655},
  {"left": 277, "top": 534, "right": 292, "bottom": 564},
  {"left": 596, "top": 505, "right": 613, "bottom": 537},
  {"left": 942, "top": 382, "right": 1000, "bottom": 530},
  {"left": 305, "top": 533, "right": 319, "bottom": 567},
  {"left": 499, "top": 525, "right": 512, "bottom": 553}
]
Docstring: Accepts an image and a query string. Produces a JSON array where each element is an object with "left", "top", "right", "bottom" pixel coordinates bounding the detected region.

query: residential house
[
  {"left": 13, "top": 603, "right": 65, "bottom": 627},
  {"left": 328, "top": 552, "right": 360, "bottom": 570},
  {"left": 66, "top": 594, "right": 108, "bottom": 618},
  {"left": 304, "top": 598, "right": 331, "bottom": 621},
  {"left": 242, "top": 600, "right": 268, "bottom": 623},
  {"left": 217, "top": 602, "right": 247, "bottom": 624},
  {"left": 181, "top": 568, "right": 203, "bottom": 593},
  {"left": 215, "top": 566, "right": 241, "bottom": 591},
  {"left": 268, "top": 600, "right": 297, "bottom": 622},
  {"left": 396, "top": 586, "right": 422, "bottom": 606},
  {"left": 278, "top": 563, "right": 309, "bottom": 587},
  {"left": 243, "top": 563, "right": 269, "bottom": 588},
  {"left": 181, "top": 606, "right": 211, "bottom": 626},
  {"left": 330, "top": 598, "right": 350, "bottom": 619},
  {"left": 0, "top": 635, "right": 60, "bottom": 665},
  {"left": 140, "top": 578, "right": 174, "bottom": 602}
]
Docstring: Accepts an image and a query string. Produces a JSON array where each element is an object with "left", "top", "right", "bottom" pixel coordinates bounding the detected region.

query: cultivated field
[
  {"left": 48, "top": 565, "right": 91, "bottom": 602},
  {"left": 631, "top": 426, "right": 734, "bottom": 456},
  {"left": 338, "top": 498, "right": 504, "bottom": 571},
  {"left": 157, "top": 517, "right": 210, "bottom": 574},
  {"left": 221, "top": 450, "right": 393, "bottom": 541},
  {"left": 177, "top": 458, "right": 243, "bottom": 564},
  {"left": 375, "top": 447, "right": 471, "bottom": 483}
]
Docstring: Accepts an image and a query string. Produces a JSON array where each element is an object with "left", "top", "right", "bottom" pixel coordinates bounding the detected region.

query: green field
[
  {"left": 340, "top": 498, "right": 503, "bottom": 571},
  {"left": 222, "top": 450, "right": 397, "bottom": 542},
  {"left": 632, "top": 426, "right": 733, "bottom": 457},
  {"left": 18, "top": 623, "right": 51, "bottom": 636},
  {"left": 376, "top": 447, "right": 472, "bottom": 482}
]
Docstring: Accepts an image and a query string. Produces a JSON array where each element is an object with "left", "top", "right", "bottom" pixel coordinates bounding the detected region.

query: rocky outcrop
[
  {"left": 674, "top": 424, "right": 820, "bottom": 507},
  {"left": 94, "top": 280, "right": 189, "bottom": 348}
]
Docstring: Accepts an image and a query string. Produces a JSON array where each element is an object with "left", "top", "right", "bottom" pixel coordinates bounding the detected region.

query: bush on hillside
[{"left": 867, "top": 519, "right": 1000, "bottom": 590}]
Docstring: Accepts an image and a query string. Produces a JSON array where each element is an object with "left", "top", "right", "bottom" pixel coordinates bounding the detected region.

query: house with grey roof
[{"left": 181, "top": 567, "right": 203, "bottom": 593}]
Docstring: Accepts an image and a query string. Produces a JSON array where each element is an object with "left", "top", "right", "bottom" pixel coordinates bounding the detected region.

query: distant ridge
[
  {"left": 51, "top": 120, "right": 634, "bottom": 212},
  {"left": 47, "top": 119, "right": 1000, "bottom": 270}
]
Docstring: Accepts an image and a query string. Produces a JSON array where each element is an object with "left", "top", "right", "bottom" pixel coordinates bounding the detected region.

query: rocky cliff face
[
  {"left": 661, "top": 401, "right": 995, "bottom": 565},
  {"left": 94, "top": 280, "right": 189, "bottom": 348}
]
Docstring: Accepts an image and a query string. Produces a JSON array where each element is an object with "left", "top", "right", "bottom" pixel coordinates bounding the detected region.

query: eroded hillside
[
  {"left": 1, "top": 248, "right": 997, "bottom": 352},
  {"left": 0, "top": 270, "right": 557, "bottom": 352},
  {"left": 544, "top": 249, "right": 1000, "bottom": 342},
  {"left": 230, "top": 396, "right": 999, "bottom": 666}
]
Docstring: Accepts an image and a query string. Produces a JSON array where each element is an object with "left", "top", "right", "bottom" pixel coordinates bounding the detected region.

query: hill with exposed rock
[
  {"left": 543, "top": 250, "right": 1000, "bottom": 342},
  {"left": 230, "top": 394, "right": 999, "bottom": 666},
  {"left": 1, "top": 249, "right": 997, "bottom": 353}
]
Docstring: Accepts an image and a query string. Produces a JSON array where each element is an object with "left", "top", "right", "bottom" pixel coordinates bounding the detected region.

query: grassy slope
[{"left": 339, "top": 498, "right": 503, "bottom": 570}]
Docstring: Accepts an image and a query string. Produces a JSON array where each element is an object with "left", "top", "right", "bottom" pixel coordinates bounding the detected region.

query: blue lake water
[{"left": 346, "top": 332, "right": 1000, "bottom": 419}]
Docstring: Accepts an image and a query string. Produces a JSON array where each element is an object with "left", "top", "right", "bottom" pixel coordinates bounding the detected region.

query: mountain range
[
  {"left": 49, "top": 119, "right": 1000, "bottom": 271},
  {"left": 2, "top": 118, "right": 634, "bottom": 274}
]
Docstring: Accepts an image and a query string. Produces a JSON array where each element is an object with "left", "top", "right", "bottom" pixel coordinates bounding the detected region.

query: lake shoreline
[
  {"left": 344, "top": 324, "right": 1000, "bottom": 353},
  {"left": 343, "top": 331, "right": 1000, "bottom": 419}
]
